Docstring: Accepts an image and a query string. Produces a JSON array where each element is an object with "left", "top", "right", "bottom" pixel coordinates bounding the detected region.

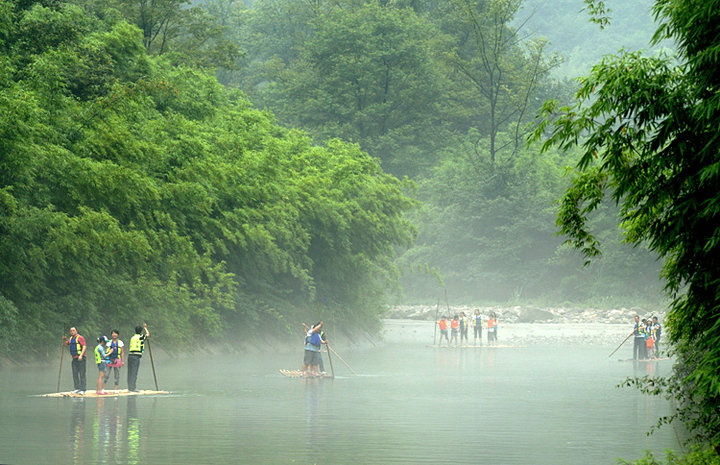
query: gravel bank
[{"left": 386, "top": 304, "right": 666, "bottom": 325}]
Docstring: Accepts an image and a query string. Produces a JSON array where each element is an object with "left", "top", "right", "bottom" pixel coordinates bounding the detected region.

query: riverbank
[
  {"left": 386, "top": 304, "right": 666, "bottom": 324},
  {"left": 380, "top": 319, "right": 667, "bottom": 349},
  {"left": 3, "top": 305, "right": 665, "bottom": 368}
]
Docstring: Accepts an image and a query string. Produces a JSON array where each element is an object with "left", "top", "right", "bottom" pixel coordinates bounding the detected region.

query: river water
[{"left": 0, "top": 320, "right": 679, "bottom": 464}]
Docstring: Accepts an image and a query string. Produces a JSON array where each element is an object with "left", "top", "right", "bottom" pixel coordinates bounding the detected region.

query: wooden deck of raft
[
  {"left": 36, "top": 389, "right": 170, "bottom": 398},
  {"left": 279, "top": 369, "right": 333, "bottom": 379},
  {"left": 427, "top": 344, "right": 524, "bottom": 349}
]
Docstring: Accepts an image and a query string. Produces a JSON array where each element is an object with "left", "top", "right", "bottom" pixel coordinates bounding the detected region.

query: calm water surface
[{"left": 0, "top": 321, "right": 679, "bottom": 464}]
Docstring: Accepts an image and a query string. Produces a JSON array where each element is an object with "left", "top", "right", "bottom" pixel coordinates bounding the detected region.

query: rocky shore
[{"left": 385, "top": 304, "right": 666, "bottom": 324}]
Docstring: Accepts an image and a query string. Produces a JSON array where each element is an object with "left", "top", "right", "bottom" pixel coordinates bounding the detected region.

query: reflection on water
[
  {"left": 126, "top": 397, "right": 139, "bottom": 465},
  {"left": 69, "top": 399, "right": 85, "bottom": 464},
  {"left": 63, "top": 396, "right": 148, "bottom": 465},
  {"left": 68, "top": 397, "right": 141, "bottom": 465},
  {"left": 2, "top": 322, "right": 680, "bottom": 465},
  {"left": 304, "top": 378, "right": 326, "bottom": 464}
]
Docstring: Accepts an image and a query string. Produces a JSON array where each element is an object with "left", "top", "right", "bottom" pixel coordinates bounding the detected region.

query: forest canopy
[{"left": 0, "top": 0, "right": 414, "bottom": 357}]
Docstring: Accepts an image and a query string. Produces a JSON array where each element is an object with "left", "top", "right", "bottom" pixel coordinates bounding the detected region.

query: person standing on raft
[
  {"left": 632, "top": 316, "right": 647, "bottom": 360},
  {"left": 486, "top": 313, "right": 498, "bottom": 345},
  {"left": 652, "top": 316, "right": 662, "bottom": 357},
  {"left": 302, "top": 322, "right": 324, "bottom": 377},
  {"left": 472, "top": 309, "right": 483, "bottom": 345},
  {"left": 450, "top": 315, "right": 460, "bottom": 347},
  {"left": 95, "top": 335, "right": 111, "bottom": 395},
  {"left": 63, "top": 327, "right": 87, "bottom": 394},
  {"left": 459, "top": 312, "right": 470, "bottom": 346},
  {"left": 104, "top": 329, "right": 124, "bottom": 392},
  {"left": 437, "top": 316, "right": 450, "bottom": 347},
  {"left": 127, "top": 324, "right": 149, "bottom": 392},
  {"left": 303, "top": 322, "right": 329, "bottom": 375}
]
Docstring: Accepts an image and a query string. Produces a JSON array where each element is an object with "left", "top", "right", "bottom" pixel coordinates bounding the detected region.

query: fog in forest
[{"left": 4, "top": 0, "right": 714, "bottom": 464}]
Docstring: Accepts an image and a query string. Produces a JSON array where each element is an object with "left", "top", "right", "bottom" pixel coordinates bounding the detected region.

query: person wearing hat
[{"left": 95, "top": 335, "right": 112, "bottom": 395}]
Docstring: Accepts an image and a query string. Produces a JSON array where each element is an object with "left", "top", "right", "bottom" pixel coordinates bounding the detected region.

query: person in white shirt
[{"left": 104, "top": 329, "right": 125, "bottom": 392}]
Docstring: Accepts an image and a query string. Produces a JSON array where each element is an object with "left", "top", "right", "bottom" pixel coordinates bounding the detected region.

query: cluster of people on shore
[
  {"left": 632, "top": 315, "right": 662, "bottom": 360},
  {"left": 437, "top": 310, "right": 498, "bottom": 347},
  {"left": 63, "top": 324, "right": 150, "bottom": 395}
]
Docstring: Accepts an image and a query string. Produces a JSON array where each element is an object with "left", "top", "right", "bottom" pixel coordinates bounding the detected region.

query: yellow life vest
[
  {"left": 129, "top": 334, "right": 144, "bottom": 354},
  {"left": 94, "top": 344, "right": 103, "bottom": 364}
]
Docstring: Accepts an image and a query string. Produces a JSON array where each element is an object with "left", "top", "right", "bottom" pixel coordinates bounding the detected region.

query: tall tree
[
  {"left": 440, "top": 0, "right": 559, "bottom": 164},
  {"left": 257, "top": 1, "right": 445, "bottom": 176},
  {"left": 101, "top": 0, "right": 240, "bottom": 67}
]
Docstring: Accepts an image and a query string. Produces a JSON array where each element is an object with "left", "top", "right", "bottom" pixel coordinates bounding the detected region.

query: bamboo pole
[
  {"left": 57, "top": 330, "right": 66, "bottom": 393},
  {"left": 325, "top": 341, "right": 335, "bottom": 378},
  {"left": 328, "top": 345, "right": 356, "bottom": 375},
  {"left": 433, "top": 299, "right": 440, "bottom": 346},
  {"left": 145, "top": 324, "right": 159, "bottom": 390},
  {"left": 608, "top": 332, "right": 634, "bottom": 358}
]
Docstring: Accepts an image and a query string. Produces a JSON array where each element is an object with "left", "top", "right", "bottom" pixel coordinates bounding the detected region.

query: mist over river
[{"left": 0, "top": 319, "right": 679, "bottom": 465}]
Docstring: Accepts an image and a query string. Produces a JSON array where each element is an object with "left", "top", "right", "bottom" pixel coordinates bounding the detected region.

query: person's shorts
[
  {"left": 440, "top": 329, "right": 448, "bottom": 336},
  {"left": 303, "top": 350, "right": 319, "bottom": 365},
  {"left": 97, "top": 362, "right": 108, "bottom": 372}
]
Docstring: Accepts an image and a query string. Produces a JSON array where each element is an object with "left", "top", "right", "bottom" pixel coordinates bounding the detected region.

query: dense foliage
[
  {"left": 219, "top": 0, "right": 664, "bottom": 305},
  {"left": 618, "top": 447, "right": 720, "bottom": 465},
  {"left": 0, "top": 0, "right": 671, "bottom": 362},
  {"left": 534, "top": 0, "right": 720, "bottom": 453},
  {"left": 0, "top": 0, "right": 414, "bottom": 358}
]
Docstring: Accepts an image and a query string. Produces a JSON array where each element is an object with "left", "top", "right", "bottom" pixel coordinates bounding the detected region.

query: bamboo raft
[
  {"left": 37, "top": 389, "right": 170, "bottom": 398},
  {"left": 279, "top": 369, "right": 333, "bottom": 379},
  {"left": 617, "top": 357, "right": 671, "bottom": 362},
  {"left": 427, "top": 344, "right": 524, "bottom": 349}
]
